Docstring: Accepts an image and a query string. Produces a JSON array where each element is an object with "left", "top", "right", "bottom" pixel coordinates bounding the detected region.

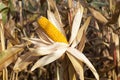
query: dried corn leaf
[
  {"left": 68, "top": 63, "right": 77, "bottom": 80},
  {"left": 89, "top": 7, "right": 108, "bottom": 23},
  {"left": 107, "top": 1, "right": 120, "bottom": 25},
  {"left": 68, "top": 0, "right": 73, "bottom": 9},
  {"left": 0, "top": 43, "right": 2, "bottom": 51},
  {"left": 95, "top": 21, "right": 100, "bottom": 30},
  {"left": 36, "top": 29, "right": 53, "bottom": 43},
  {"left": 109, "top": 0, "right": 116, "bottom": 13},
  {"left": 0, "top": 2, "right": 8, "bottom": 23},
  {"left": 67, "top": 47, "right": 99, "bottom": 80},
  {"left": 4, "top": 27, "right": 19, "bottom": 45},
  {"left": 33, "top": 22, "right": 53, "bottom": 43},
  {"left": 0, "top": 46, "right": 23, "bottom": 71},
  {"left": 23, "top": 38, "right": 51, "bottom": 47},
  {"left": 47, "top": 0, "right": 63, "bottom": 26},
  {"left": 69, "top": 6, "right": 84, "bottom": 44},
  {"left": 31, "top": 42, "right": 68, "bottom": 56},
  {"left": 25, "top": 38, "right": 68, "bottom": 56},
  {"left": 118, "top": 14, "right": 120, "bottom": 27},
  {"left": 31, "top": 49, "right": 66, "bottom": 71},
  {"left": 14, "top": 52, "right": 39, "bottom": 71},
  {"left": 31, "top": 43, "right": 68, "bottom": 71},
  {"left": 67, "top": 0, "right": 77, "bottom": 26},
  {"left": 71, "top": 16, "right": 91, "bottom": 47},
  {"left": 78, "top": 33, "right": 86, "bottom": 51},
  {"left": 0, "top": 12, "right": 8, "bottom": 80},
  {"left": 112, "top": 33, "right": 119, "bottom": 62},
  {"left": 0, "top": 21, "right": 5, "bottom": 50},
  {"left": 67, "top": 53, "right": 84, "bottom": 80}
]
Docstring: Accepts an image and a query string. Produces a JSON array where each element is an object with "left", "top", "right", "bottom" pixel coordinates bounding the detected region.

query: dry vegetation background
[{"left": 0, "top": 0, "right": 120, "bottom": 80}]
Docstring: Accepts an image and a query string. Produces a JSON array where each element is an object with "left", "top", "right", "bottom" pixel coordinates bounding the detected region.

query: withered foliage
[{"left": 0, "top": 0, "right": 120, "bottom": 80}]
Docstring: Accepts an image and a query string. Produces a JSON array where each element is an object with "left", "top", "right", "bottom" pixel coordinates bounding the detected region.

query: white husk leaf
[
  {"left": 47, "top": 0, "right": 63, "bottom": 26},
  {"left": 23, "top": 38, "right": 51, "bottom": 47},
  {"left": 71, "top": 16, "right": 91, "bottom": 47},
  {"left": 67, "top": 47, "right": 99, "bottom": 80},
  {"left": 69, "top": 6, "right": 84, "bottom": 44},
  {"left": 32, "top": 42, "right": 68, "bottom": 56},
  {"left": 31, "top": 43, "right": 68, "bottom": 71},
  {"left": 36, "top": 29, "right": 54, "bottom": 43}
]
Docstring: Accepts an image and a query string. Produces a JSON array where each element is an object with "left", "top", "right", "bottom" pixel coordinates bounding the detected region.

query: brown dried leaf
[
  {"left": 4, "top": 27, "right": 19, "bottom": 45},
  {"left": 78, "top": 33, "right": 86, "bottom": 51},
  {"left": 0, "top": 46, "right": 23, "bottom": 71},
  {"left": 14, "top": 52, "right": 39, "bottom": 71},
  {"left": 112, "top": 33, "right": 119, "bottom": 62},
  {"left": 68, "top": 0, "right": 73, "bottom": 9},
  {"left": 67, "top": 53, "right": 84, "bottom": 80},
  {"left": 0, "top": 43, "right": 2, "bottom": 52},
  {"left": 107, "top": 1, "right": 120, "bottom": 25},
  {"left": 109, "top": 0, "right": 116, "bottom": 13},
  {"left": 89, "top": 7, "right": 108, "bottom": 23},
  {"left": 68, "top": 64, "right": 77, "bottom": 80},
  {"left": 36, "top": 28, "right": 53, "bottom": 43}
]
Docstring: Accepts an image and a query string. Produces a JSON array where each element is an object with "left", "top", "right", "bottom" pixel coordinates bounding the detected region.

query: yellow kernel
[{"left": 37, "top": 16, "right": 68, "bottom": 44}]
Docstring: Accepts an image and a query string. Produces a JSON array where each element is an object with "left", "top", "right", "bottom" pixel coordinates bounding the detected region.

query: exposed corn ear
[{"left": 37, "top": 16, "right": 68, "bottom": 43}]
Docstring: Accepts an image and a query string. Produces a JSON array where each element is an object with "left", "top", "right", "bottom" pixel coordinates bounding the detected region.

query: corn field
[{"left": 0, "top": 0, "right": 120, "bottom": 80}]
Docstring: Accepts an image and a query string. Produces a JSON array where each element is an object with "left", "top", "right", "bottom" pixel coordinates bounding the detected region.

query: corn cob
[{"left": 37, "top": 16, "right": 68, "bottom": 44}]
